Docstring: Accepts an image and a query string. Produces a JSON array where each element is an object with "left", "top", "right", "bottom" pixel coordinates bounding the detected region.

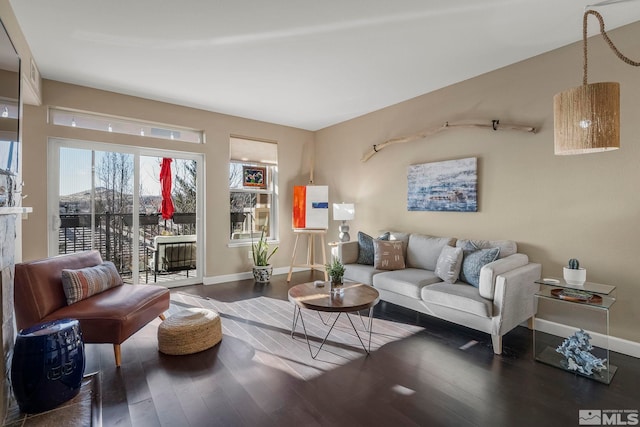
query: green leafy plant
[
  {"left": 325, "top": 257, "right": 345, "bottom": 283},
  {"left": 252, "top": 230, "right": 278, "bottom": 266}
]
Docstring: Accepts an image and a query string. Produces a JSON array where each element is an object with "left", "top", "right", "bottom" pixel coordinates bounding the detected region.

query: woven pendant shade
[{"left": 553, "top": 82, "right": 620, "bottom": 155}]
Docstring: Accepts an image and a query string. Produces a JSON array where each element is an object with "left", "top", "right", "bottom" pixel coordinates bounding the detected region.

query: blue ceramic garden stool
[{"left": 11, "top": 318, "right": 85, "bottom": 414}]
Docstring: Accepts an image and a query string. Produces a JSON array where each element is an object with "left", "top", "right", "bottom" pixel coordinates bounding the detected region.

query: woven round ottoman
[{"left": 158, "top": 308, "right": 222, "bottom": 355}]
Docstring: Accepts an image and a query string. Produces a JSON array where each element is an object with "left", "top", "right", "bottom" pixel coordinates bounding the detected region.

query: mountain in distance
[{"left": 59, "top": 187, "right": 161, "bottom": 214}]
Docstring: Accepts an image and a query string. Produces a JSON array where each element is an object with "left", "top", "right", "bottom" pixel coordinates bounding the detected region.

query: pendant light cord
[{"left": 583, "top": 10, "right": 640, "bottom": 85}]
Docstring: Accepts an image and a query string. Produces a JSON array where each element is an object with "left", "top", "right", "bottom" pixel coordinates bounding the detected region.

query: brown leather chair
[{"left": 14, "top": 250, "right": 170, "bottom": 367}]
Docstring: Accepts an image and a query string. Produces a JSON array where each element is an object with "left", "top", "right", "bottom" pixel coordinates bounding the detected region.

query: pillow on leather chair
[{"left": 61, "top": 261, "right": 123, "bottom": 305}]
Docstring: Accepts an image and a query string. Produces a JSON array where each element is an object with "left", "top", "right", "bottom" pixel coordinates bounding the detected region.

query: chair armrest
[
  {"left": 330, "top": 241, "right": 359, "bottom": 264},
  {"left": 491, "top": 262, "right": 541, "bottom": 336},
  {"left": 479, "top": 253, "right": 529, "bottom": 299}
]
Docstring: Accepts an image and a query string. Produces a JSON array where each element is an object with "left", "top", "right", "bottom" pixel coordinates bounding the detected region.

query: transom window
[{"left": 49, "top": 107, "right": 204, "bottom": 144}]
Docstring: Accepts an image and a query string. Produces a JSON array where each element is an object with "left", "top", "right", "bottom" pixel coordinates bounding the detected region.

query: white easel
[{"left": 287, "top": 229, "right": 328, "bottom": 282}]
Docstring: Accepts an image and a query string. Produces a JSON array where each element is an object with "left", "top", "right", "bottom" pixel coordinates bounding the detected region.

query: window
[
  {"left": 49, "top": 107, "right": 204, "bottom": 144},
  {"left": 0, "top": 100, "right": 19, "bottom": 174},
  {"left": 229, "top": 137, "right": 278, "bottom": 243},
  {"left": 49, "top": 138, "right": 204, "bottom": 287}
]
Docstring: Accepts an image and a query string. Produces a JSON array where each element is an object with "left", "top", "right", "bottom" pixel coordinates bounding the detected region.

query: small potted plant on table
[
  {"left": 563, "top": 258, "right": 586, "bottom": 286},
  {"left": 252, "top": 230, "right": 278, "bottom": 283},
  {"left": 325, "top": 257, "right": 346, "bottom": 294}
]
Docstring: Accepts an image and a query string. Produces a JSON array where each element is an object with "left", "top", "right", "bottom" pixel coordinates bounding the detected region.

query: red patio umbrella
[{"left": 160, "top": 158, "right": 174, "bottom": 220}]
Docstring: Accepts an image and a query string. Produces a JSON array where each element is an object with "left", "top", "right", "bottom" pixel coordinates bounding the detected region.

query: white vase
[
  {"left": 563, "top": 267, "right": 586, "bottom": 286},
  {"left": 252, "top": 265, "right": 273, "bottom": 283}
]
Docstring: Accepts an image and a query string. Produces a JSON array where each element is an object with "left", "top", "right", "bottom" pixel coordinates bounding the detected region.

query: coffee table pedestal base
[{"left": 290, "top": 305, "right": 374, "bottom": 359}]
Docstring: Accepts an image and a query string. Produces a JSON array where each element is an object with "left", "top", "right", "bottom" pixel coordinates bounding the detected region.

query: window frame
[
  {"left": 48, "top": 107, "right": 205, "bottom": 144},
  {"left": 228, "top": 159, "right": 278, "bottom": 246}
]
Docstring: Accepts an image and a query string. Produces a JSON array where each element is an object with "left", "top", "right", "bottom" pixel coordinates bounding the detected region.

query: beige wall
[
  {"left": 21, "top": 80, "right": 315, "bottom": 276},
  {"left": 0, "top": 0, "right": 41, "bottom": 104},
  {"left": 315, "top": 21, "right": 640, "bottom": 343}
]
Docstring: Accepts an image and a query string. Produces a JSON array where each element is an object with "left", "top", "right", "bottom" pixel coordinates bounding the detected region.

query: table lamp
[{"left": 333, "top": 203, "right": 355, "bottom": 242}]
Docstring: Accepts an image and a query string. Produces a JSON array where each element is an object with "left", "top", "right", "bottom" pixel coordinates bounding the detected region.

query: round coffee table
[{"left": 288, "top": 282, "right": 380, "bottom": 359}]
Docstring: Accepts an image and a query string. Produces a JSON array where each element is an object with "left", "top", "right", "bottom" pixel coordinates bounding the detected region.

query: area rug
[
  {"left": 3, "top": 372, "right": 101, "bottom": 427},
  {"left": 170, "top": 292, "right": 423, "bottom": 380}
]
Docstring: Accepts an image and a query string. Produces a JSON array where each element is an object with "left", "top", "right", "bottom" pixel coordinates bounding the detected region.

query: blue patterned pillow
[
  {"left": 356, "top": 232, "right": 390, "bottom": 265},
  {"left": 460, "top": 247, "right": 500, "bottom": 287}
]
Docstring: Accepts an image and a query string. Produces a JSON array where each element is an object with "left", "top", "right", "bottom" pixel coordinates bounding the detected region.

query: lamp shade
[
  {"left": 553, "top": 82, "right": 620, "bottom": 155},
  {"left": 333, "top": 203, "right": 354, "bottom": 221}
]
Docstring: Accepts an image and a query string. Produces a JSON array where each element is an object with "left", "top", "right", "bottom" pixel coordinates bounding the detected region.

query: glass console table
[{"left": 533, "top": 277, "right": 617, "bottom": 384}]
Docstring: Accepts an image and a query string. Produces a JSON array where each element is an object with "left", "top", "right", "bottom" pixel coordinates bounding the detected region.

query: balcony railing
[{"left": 58, "top": 212, "right": 196, "bottom": 283}]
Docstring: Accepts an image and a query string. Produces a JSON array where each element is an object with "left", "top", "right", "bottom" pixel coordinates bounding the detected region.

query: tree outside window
[{"left": 229, "top": 137, "right": 277, "bottom": 242}]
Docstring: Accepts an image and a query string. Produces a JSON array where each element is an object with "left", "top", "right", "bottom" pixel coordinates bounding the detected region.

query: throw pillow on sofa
[
  {"left": 435, "top": 246, "right": 463, "bottom": 284},
  {"left": 373, "top": 240, "right": 405, "bottom": 270},
  {"left": 460, "top": 247, "right": 500, "bottom": 288},
  {"left": 356, "top": 231, "right": 390, "bottom": 265},
  {"left": 61, "top": 261, "right": 123, "bottom": 305},
  {"left": 456, "top": 239, "right": 517, "bottom": 259}
]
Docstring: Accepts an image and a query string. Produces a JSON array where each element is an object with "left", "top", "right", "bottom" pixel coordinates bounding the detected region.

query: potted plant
[
  {"left": 563, "top": 258, "right": 586, "bottom": 286},
  {"left": 251, "top": 230, "right": 278, "bottom": 283},
  {"left": 325, "top": 257, "right": 346, "bottom": 291}
]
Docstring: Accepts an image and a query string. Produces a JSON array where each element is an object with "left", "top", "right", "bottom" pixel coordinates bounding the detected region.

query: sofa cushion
[
  {"left": 337, "top": 241, "right": 359, "bottom": 264},
  {"left": 406, "top": 234, "right": 454, "bottom": 270},
  {"left": 356, "top": 231, "right": 390, "bottom": 265},
  {"left": 460, "top": 248, "right": 500, "bottom": 288},
  {"left": 434, "top": 246, "right": 463, "bottom": 284},
  {"left": 61, "top": 261, "right": 123, "bottom": 305},
  {"left": 478, "top": 253, "right": 529, "bottom": 299},
  {"left": 421, "top": 282, "right": 493, "bottom": 317},
  {"left": 387, "top": 231, "right": 410, "bottom": 243},
  {"left": 373, "top": 268, "right": 441, "bottom": 299},
  {"left": 456, "top": 239, "right": 517, "bottom": 259},
  {"left": 344, "top": 263, "right": 384, "bottom": 286},
  {"left": 373, "top": 240, "right": 405, "bottom": 270},
  {"left": 44, "top": 283, "right": 170, "bottom": 345}
]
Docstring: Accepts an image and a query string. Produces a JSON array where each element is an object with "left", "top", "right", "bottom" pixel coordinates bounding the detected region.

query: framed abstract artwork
[
  {"left": 407, "top": 157, "right": 477, "bottom": 212},
  {"left": 242, "top": 166, "right": 267, "bottom": 189}
]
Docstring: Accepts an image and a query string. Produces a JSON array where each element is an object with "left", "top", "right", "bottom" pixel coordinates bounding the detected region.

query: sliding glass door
[{"left": 48, "top": 138, "right": 203, "bottom": 288}]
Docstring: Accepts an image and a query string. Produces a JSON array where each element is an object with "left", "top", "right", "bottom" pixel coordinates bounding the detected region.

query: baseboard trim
[
  {"left": 202, "top": 267, "right": 309, "bottom": 285},
  {"left": 534, "top": 318, "right": 640, "bottom": 358}
]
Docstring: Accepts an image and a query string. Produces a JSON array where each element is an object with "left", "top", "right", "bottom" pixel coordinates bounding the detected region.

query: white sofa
[{"left": 332, "top": 232, "right": 541, "bottom": 354}]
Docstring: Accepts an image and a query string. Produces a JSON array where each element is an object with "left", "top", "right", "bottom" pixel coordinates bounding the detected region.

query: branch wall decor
[{"left": 361, "top": 120, "right": 537, "bottom": 162}]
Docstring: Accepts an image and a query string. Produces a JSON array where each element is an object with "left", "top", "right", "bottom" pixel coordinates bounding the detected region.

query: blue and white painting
[{"left": 407, "top": 157, "right": 477, "bottom": 212}]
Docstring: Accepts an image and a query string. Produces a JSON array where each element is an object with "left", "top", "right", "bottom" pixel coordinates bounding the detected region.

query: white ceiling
[{"left": 9, "top": 0, "right": 640, "bottom": 131}]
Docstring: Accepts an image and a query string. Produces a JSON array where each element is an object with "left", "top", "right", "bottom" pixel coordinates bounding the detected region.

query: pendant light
[{"left": 553, "top": 9, "right": 639, "bottom": 155}]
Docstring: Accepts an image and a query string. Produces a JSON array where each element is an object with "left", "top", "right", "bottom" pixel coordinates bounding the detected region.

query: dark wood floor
[{"left": 85, "top": 271, "right": 640, "bottom": 427}]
